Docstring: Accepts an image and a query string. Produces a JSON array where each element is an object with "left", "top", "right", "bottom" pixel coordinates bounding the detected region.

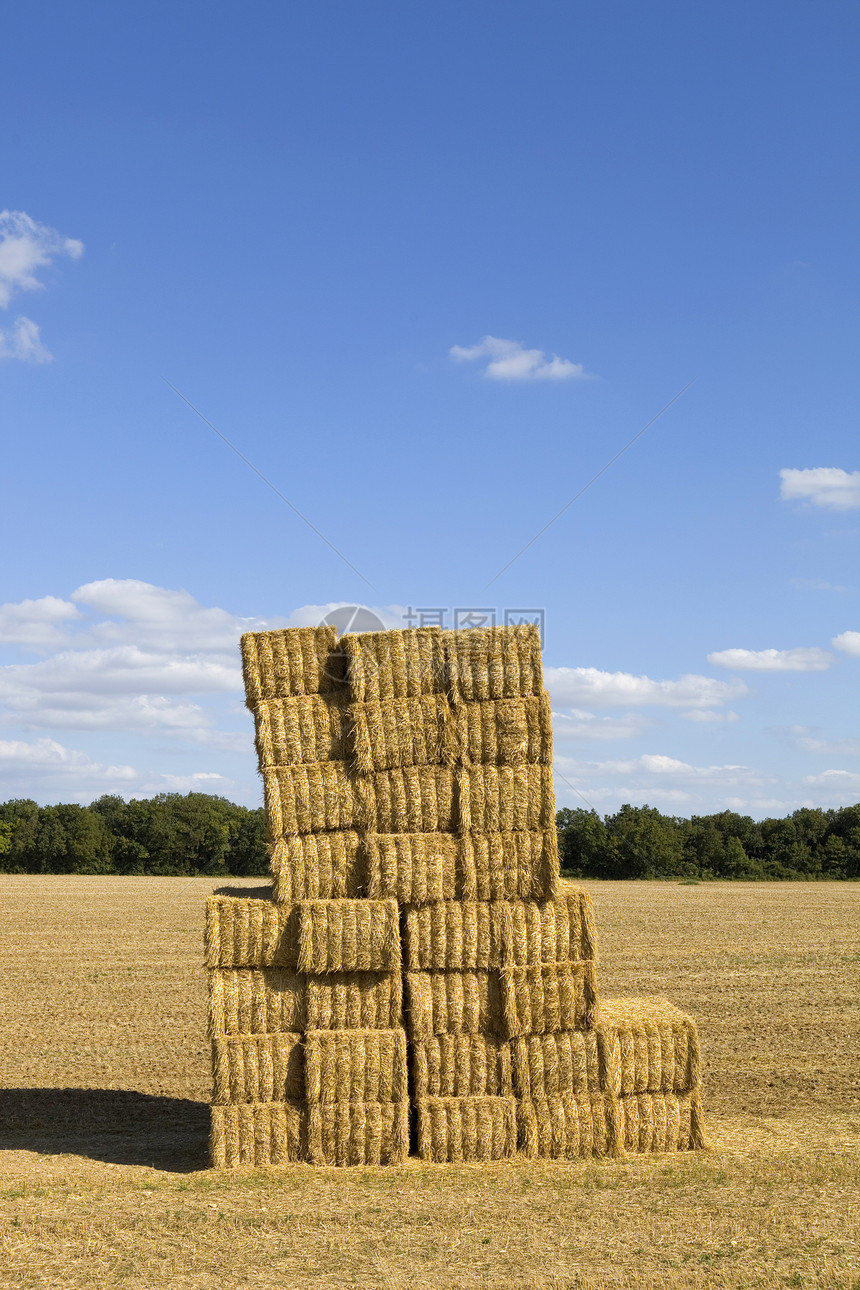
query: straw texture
[
  {"left": 444, "top": 625, "right": 543, "bottom": 701},
  {"left": 455, "top": 694, "right": 552, "bottom": 766},
  {"left": 412, "top": 1035, "right": 513, "bottom": 1098},
  {"left": 405, "top": 969, "right": 502, "bottom": 1038},
  {"left": 208, "top": 968, "right": 304, "bottom": 1036},
  {"left": 204, "top": 897, "right": 299, "bottom": 968},
  {"left": 210, "top": 1101, "right": 305, "bottom": 1168},
  {"left": 358, "top": 766, "right": 456, "bottom": 833},
  {"left": 597, "top": 996, "right": 702, "bottom": 1096},
  {"left": 297, "top": 899, "right": 400, "bottom": 974},
  {"left": 501, "top": 890, "right": 598, "bottom": 966},
  {"left": 500, "top": 960, "right": 599, "bottom": 1036},
  {"left": 460, "top": 830, "right": 560, "bottom": 902},
  {"left": 253, "top": 694, "right": 348, "bottom": 767},
  {"left": 307, "top": 1100, "right": 409, "bottom": 1165},
  {"left": 241, "top": 627, "right": 344, "bottom": 706},
  {"left": 617, "top": 1090, "right": 707, "bottom": 1154},
  {"left": 510, "top": 1031, "right": 602, "bottom": 1099},
  {"left": 306, "top": 970, "right": 403, "bottom": 1031},
  {"left": 263, "top": 762, "right": 357, "bottom": 837},
  {"left": 350, "top": 695, "right": 457, "bottom": 772},
  {"left": 305, "top": 1028, "right": 408, "bottom": 1104},
  {"left": 516, "top": 1094, "right": 622, "bottom": 1160},
  {"left": 211, "top": 1033, "right": 304, "bottom": 1104},
  {"left": 270, "top": 831, "right": 363, "bottom": 903},
  {"left": 365, "top": 832, "right": 459, "bottom": 903},
  {"left": 457, "top": 765, "right": 554, "bottom": 833},
  {"left": 415, "top": 1096, "right": 517, "bottom": 1163},
  {"left": 342, "top": 627, "right": 446, "bottom": 702},
  {"left": 402, "top": 900, "right": 506, "bottom": 970}
]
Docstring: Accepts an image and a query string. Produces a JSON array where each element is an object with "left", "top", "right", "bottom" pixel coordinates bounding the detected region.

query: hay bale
[
  {"left": 454, "top": 694, "right": 552, "bottom": 766},
  {"left": 617, "top": 1090, "right": 707, "bottom": 1154},
  {"left": 444, "top": 624, "right": 543, "bottom": 701},
  {"left": 402, "top": 900, "right": 507, "bottom": 970},
  {"left": 460, "top": 830, "right": 560, "bottom": 902},
  {"left": 516, "top": 1094, "right": 622, "bottom": 1159},
  {"left": 365, "top": 832, "right": 459, "bottom": 903},
  {"left": 270, "top": 831, "right": 364, "bottom": 902},
  {"left": 456, "top": 765, "right": 554, "bottom": 833},
  {"left": 254, "top": 694, "right": 348, "bottom": 767},
  {"left": 349, "top": 695, "right": 457, "bottom": 772},
  {"left": 405, "top": 969, "right": 502, "bottom": 1038},
  {"left": 204, "top": 897, "right": 300, "bottom": 968},
  {"left": 415, "top": 1096, "right": 517, "bottom": 1163},
  {"left": 413, "top": 1035, "right": 513, "bottom": 1098},
  {"left": 210, "top": 1101, "right": 305, "bottom": 1168},
  {"left": 510, "top": 1031, "right": 604, "bottom": 1099},
  {"left": 358, "top": 766, "right": 456, "bottom": 833},
  {"left": 341, "top": 627, "right": 446, "bottom": 702},
  {"left": 241, "top": 627, "right": 344, "bottom": 707},
  {"left": 263, "top": 762, "right": 357, "bottom": 837},
  {"left": 211, "top": 1033, "right": 304, "bottom": 1104},
  {"left": 500, "top": 960, "right": 598, "bottom": 1036},
  {"left": 306, "top": 970, "right": 403, "bottom": 1031},
  {"left": 297, "top": 899, "right": 400, "bottom": 974},
  {"left": 596, "top": 996, "right": 702, "bottom": 1096},
  {"left": 307, "top": 1100, "right": 409, "bottom": 1166},
  {"left": 501, "top": 890, "right": 598, "bottom": 967},
  {"left": 208, "top": 968, "right": 304, "bottom": 1036},
  {"left": 305, "top": 1028, "right": 408, "bottom": 1104}
]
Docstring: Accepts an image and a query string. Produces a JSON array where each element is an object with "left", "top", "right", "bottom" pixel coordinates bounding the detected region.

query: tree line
[{"left": 0, "top": 793, "right": 858, "bottom": 880}]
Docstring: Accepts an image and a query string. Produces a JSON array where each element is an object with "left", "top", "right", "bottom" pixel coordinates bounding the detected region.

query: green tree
[
  {"left": 556, "top": 808, "right": 610, "bottom": 877},
  {"left": 604, "top": 804, "right": 688, "bottom": 879}
]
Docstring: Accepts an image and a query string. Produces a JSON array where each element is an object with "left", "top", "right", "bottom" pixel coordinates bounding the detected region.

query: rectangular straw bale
[
  {"left": 270, "top": 831, "right": 364, "bottom": 902},
  {"left": 307, "top": 1100, "right": 409, "bottom": 1166},
  {"left": 208, "top": 968, "right": 304, "bottom": 1036},
  {"left": 415, "top": 1096, "right": 517, "bottom": 1163},
  {"left": 444, "top": 624, "right": 543, "bottom": 701},
  {"left": 263, "top": 762, "right": 357, "bottom": 837},
  {"left": 359, "top": 766, "right": 456, "bottom": 833},
  {"left": 455, "top": 694, "right": 553, "bottom": 766},
  {"left": 413, "top": 1035, "right": 513, "bottom": 1098},
  {"left": 517, "top": 1094, "right": 622, "bottom": 1159},
  {"left": 241, "top": 626, "right": 344, "bottom": 707},
  {"left": 204, "top": 897, "right": 300, "bottom": 968},
  {"left": 253, "top": 694, "right": 348, "bottom": 767},
  {"left": 617, "top": 1090, "right": 707, "bottom": 1154},
  {"left": 365, "top": 832, "right": 459, "bottom": 903},
  {"left": 500, "top": 960, "right": 598, "bottom": 1036},
  {"left": 456, "top": 765, "right": 555, "bottom": 833},
  {"left": 297, "top": 899, "right": 400, "bottom": 974},
  {"left": 349, "top": 695, "right": 457, "bottom": 773},
  {"left": 510, "top": 1031, "right": 603, "bottom": 1099},
  {"left": 405, "top": 969, "right": 502, "bottom": 1038},
  {"left": 342, "top": 627, "right": 446, "bottom": 702},
  {"left": 402, "top": 900, "right": 507, "bottom": 970},
  {"left": 306, "top": 970, "right": 403, "bottom": 1031},
  {"left": 210, "top": 1101, "right": 305, "bottom": 1168},
  {"left": 501, "top": 889, "right": 598, "bottom": 967},
  {"left": 596, "top": 996, "right": 702, "bottom": 1096},
  {"left": 211, "top": 1033, "right": 304, "bottom": 1104},
  {"left": 461, "top": 830, "right": 560, "bottom": 901},
  {"left": 305, "top": 1029, "right": 408, "bottom": 1104}
]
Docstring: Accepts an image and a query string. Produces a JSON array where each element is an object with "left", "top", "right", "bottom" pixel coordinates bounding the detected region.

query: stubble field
[{"left": 0, "top": 876, "right": 858, "bottom": 1290}]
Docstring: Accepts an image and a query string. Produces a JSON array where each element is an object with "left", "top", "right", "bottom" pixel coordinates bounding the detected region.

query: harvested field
[{"left": 0, "top": 876, "right": 858, "bottom": 1289}]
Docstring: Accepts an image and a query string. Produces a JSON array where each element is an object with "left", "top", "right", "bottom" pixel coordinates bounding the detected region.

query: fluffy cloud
[
  {"left": 0, "top": 316, "right": 52, "bottom": 363},
  {"left": 832, "top": 631, "right": 860, "bottom": 656},
  {"left": 450, "top": 335, "right": 591, "bottom": 382},
  {"left": 552, "top": 708, "right": 648, "bottom": 742},
  {"left": 0, "top": 736, "right": 137, "bottom": 788},
  {"left": 708, "top": 646, "right": 832, "bottom": 672},
  {"left": 682, "top": 709, "right": 740, "bottom": 723},
  {"left": 0, "top": 210, "right": 84, "bottom": 308},
  {"left": 0, "top": 595, "right": 81, "bottom": 647},
  {"left": 552, "top": 751, "right": 768, "bottom": 813},
  {"left": 780, "top": 467, "right": 860, "bottom": 510},
  {"left": 802, "top": 768, "right": 860, "bottom": 793},
  {"left": 545, "top": 666, "right": 746, "bottom": 709}
]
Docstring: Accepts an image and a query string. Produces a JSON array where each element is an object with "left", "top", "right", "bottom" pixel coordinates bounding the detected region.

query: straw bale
[
  {"left": 444, "top": 624, "right": 543, "bottom": 701},
  {"left": 415, "top": 1096, "right": 517, "bottom": 1163},
  {"left": 358, "top": 766, "right": 456, "bottom": 833},
  {"left": 306, "top": 970, "right": 403, "bottom": 1031},
  {"left": 516, "top": 1094, "right": 621, "bottom": 1160},
  {"left": 500, "top": 960, "right": 598, "bottom": 1036},
  {"left": 510, "top": 1031, "right": 603, "bottom": 1099},
  {"left": 208, "top": 968, "right": 304, "bottom": 1036},
  {"left": 204, "top": 896, "right": 299, "bottom": 968},
  {"left": 460, "top": 830, "right": 560, "bottom": 902},
  {"left": 596, "top": 996, "right": 702, "bottom": 1096},
  {"left": 365, "top": 832, "right": 459, "bottom": 903},
  {"left": 241, "top": 627, "right": 344, "bottom": 707},
  {"left": 210, "top": 1100, "right": 305, "bottom": 1168},
  {"left": 402, "top": 900, "right": 507, "bottom": 970},
  {"left": 405, "top": 969, "right": 502, "bottom": 1038},
  {"left": 307, "top": 1100, "right": 409, "bottom": 1166},
  {"left": 456, "top": 765, "right": 554, "bottom": 833},
  {"left": 297, "top": 898, "right": 400, "bottom": 974},
  {"left": 349, "top": 695, "right": 457, "bottom": 772},
  {"left": 455, "top": 694, "right": 552, "bottom": 766},
  {"left": 211, "top": 1033, "right": 304, "bottom": 1104},
  {"left": 263, "top": 762, "right": 357, "bottom": 837},
  {"left": 341, "top": 627, "right": 446, "bottom": 702},
  {"left": 617, "top": 1090, "right": 707, "bottom": 1154},
  {"left": 413, "top": 1035, "right": 513, "bottom": 1098},
  {"left": 501, "top": 889, "right": 598, "bottom": 966},
  {"left": 270, "top": 831, "right": 364, "bottom": 903},
  {"left": 305, "top": 1028, "right": 408, "bottom": 1104},
  {"left": 253, "top": 694, "right": 348, "bottom": 767}
]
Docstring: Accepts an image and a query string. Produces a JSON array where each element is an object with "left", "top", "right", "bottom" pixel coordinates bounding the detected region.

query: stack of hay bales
[{"left": 205, "top": 623, "right": 705, "bottom": 1167}]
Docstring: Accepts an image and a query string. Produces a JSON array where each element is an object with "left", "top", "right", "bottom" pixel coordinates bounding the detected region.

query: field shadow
[
  {"left": 0, "top": 1089, "right": 210, "bottom": 1172},
  {"left": 212, "top": 883, "right": 273, "bottom": 899}
]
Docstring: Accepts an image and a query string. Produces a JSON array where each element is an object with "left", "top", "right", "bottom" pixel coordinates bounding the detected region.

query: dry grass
[{"left": 1, "top": 877, "right": 858, "bottom": 1288}]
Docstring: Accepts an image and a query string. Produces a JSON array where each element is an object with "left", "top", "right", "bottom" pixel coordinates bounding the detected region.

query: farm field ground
[{"left": 0, "top": 876, "right": 858, "bottom": 1290}]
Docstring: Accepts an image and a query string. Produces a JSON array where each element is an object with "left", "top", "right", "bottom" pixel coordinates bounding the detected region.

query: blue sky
[{"left": 1, "top": 1, "right": 858, "bottom": 817}]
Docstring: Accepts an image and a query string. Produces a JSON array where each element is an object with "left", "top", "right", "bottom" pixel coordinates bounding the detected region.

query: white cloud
[
  {"left": 545, "top": 666, "right": 746, "bottom": 709},
  {"left": 0, "top": 210, "right": 84, "bottom": 309},
  {"left": 552, "top": 708, "right": 648, "bottom": 742},
  {"left": 832, "top": 630, "right": 860, "bottom": 656},
  {"left": 285, "top": 602, "right": 407, "bottom": 631},
  {"left": 0, "top": 736, "right": 137, "bottom": 789},
  {"left": 792, "top": 578, "right": 851, "bottom": 593},
  {"left": 802, "top": 768, "right": 860, "bottom": 793},
  {"left": 780, "top": 467, "right": 860, "bottom": 511},
  {"left": 0, "top": 595, "right": 81, "bottom": 646},
  {"left": 682, "top": 709, "right": 740, "bottom": 723},
  {"left": 0, "top": 316, "right": 52, "bottom": 363},
  {"left": 450, "top": 335, "right": 592, "bottom": 382},
  {"left": 707, "top": 646, "right": 832, "bottom": 672}
]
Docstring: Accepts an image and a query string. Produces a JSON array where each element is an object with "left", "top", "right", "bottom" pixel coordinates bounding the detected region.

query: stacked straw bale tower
[{"left": 205, "top": 624, "right": 706, "bottom": 1167}]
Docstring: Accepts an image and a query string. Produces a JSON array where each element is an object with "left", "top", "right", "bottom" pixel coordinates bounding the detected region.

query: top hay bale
[
  {"left": 444, "top": 625, "right": 544, "bottom": 701},
  {"left": 242, "top": 626, "right": 346, "bottom": 705}
]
